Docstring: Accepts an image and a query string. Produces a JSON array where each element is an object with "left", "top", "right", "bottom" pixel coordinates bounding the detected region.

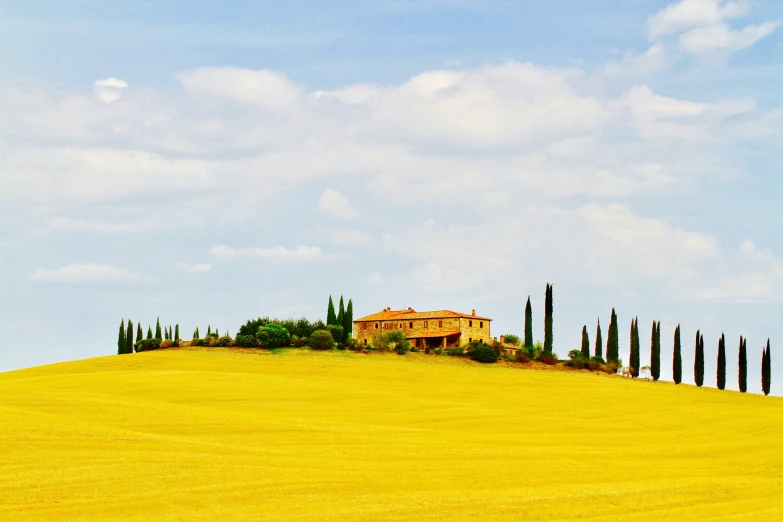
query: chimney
[
  {"left": 472, "top": 309, "right": 476, "bottom": 316},
  {"left": 500, "top": 335, "right": 505, "bottom": 344}
]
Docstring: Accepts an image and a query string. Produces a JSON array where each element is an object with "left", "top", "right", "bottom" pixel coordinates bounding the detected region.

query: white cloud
[
  {"left": 29, "top": 263, "right": 146, "bottom": 284},
  {"left": 92, "top": 77, "right": 128, "bottom": 103},
  {"left": 50, "top": 217, "right": 153, "bottom": 232},
  {"left": 174, "top": 262, "right": 213, "bottom": 273},
  {"left": 326, "top": 227, "right": 374, "bottom": 245},
  {"left": 648, "top": 0, "right": 750, "bottom": 38},
  {"left": 367, "top": 272, "right": 384, "bottom": 283},
  {"left": 679, "top": 21, "right": 781, "bottom": 54},
  {"left": 603, "top": 43, "right": 669, "bottom": 76},
  {"left": 209, "top": 245, "right": 350, "bottom": 263},
  {"left": 178, "top": 67, "right": 303, "bottom": 112},
  {"left": 318, "top": 189, "right": 358, "bottom": 220}
]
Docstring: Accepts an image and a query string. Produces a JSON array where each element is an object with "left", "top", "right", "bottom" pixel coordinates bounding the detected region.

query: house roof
[
  {"left": 409, "top": 330, "right": 462, "bottom": 339},
  {"left": 354, "top": 308, "right": 492, "bottom": 322}
]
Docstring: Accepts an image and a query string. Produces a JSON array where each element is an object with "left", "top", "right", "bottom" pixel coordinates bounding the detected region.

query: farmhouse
[{"left": 353, "top": 307, "right": 492, "bottom": 349}]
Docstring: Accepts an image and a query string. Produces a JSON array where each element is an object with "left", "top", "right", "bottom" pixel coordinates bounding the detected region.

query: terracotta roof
[
  {"left": 354, "top": 308, "right": 492, "bottom": 322},
  {"left": 408, "top": 330, "right": 462, "bottom": 339}
]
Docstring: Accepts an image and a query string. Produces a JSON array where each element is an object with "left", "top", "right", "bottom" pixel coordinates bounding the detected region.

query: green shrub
[
  {"left": 309, "top": 329, "right": 335, "bottom": 350},
  {"left": 159, "top": 339, "right": 173, "bottom": 349},
  {"left": 191, "top": 338, "right": 206, "bottom": 347},
  {"left": 135, "top": 338, "right": 162, "bottom": 352},
  {"left": 214, "top": 336, "right": 232, "bottom": 347},
  {"left": 537, "top": 352, "right": 558, "bottom": 365},
  {"left": 516, "top": 350, "right": 530, "bottom": 363},
  {"left": 326, "top": 325, "right": 344, "bottom": 343},
  {"left": 234, "top": 334, "right": 258, "bottom": 348},
  {"left": 433, "top": 348, "right": 442, "bottom": 355},
  {"left": 256, "top": 324, "right": 291, "bottom": 348},
  {"left": 568, "top": 349, "right": 584, "bottom": 360},
  {"left": 469, "top": 343, "right": 498, "bottom": 363},
  {"left": 503, "top": 334, "right": 521, "bottom": 346},
  {"left": 444, "top": 346, "right": 465, "bottom": 356},
  {"left": 346, "top": 338, "right": 361, "bottom": 351},
  {"left": 590, "top": 356, "right": 606, "bottom": 364},
  {"left": 336, "top": 342, "right": 346, "bottom": 351}
]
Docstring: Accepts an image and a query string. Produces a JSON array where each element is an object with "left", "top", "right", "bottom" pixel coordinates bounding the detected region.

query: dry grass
[{"left": 1, "top": 347, "right": 782, "bottom": 520}]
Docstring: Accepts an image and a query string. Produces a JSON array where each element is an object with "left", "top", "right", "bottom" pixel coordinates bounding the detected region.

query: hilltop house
[{"left": 353, "top": 307, "right": 492, "bottom": 349}]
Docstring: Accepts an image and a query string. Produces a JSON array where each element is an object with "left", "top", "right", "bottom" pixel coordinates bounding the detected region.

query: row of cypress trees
[
  {"left": 522, "top": 284, "right": 555, "bottom": 353},
  {"left": 118, "top": 317, "right": 180, "bottom": 354},
  {"left": 327, "top": 295, "right": 353, "bottom": 344}
]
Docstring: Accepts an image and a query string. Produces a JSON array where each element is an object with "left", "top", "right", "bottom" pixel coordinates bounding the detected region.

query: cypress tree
[
  {"left": 738, "top": 336, "right": 747, "bottom": 393},
  {"left": 544, "top": 283, "right": 553, "bottom": 353},
  {"left": 524, "top": 297, "right": 533, "bottom": 349},
  {"left": 215, "top": 328, "right": 219, "bottom": 337},
  {"left": 607, "top": 308, "right": 619, "bottom": 363},
  {"left": 155, "top": 318, "right": 162, "bottom": 339},
  {"left": 207, "top": 325, "right": 211, "bottom": 336},
  {"left": 581, "top": 326, "right": 590, "bottom": 358},
  {"left": 118, "top": 319, "right": 126, "bottom": 354},
  {"left": 194, "top": 327, "right": 200, "bottom": 339},
  {"left": 174, "top": 324, "right": 180, "bottom": 341},
  {"left": 337, "top": 296, "right": 345, "bottom": 334},
  {"left": 673, "top": 324, "right": 682, "bottom": 384},
  {"left": 595, "top": 319, "right": 603, "bottom": 359},
  {"left": 136, "top": 324, "right": 143, "bottom": 350},
  {"left": 694, "top": 331, "right": 704, "bottom": 387},
  {"left": 327, "top": 296, "right": 337, "bottom": 326},
  {"left": 651, "top": 321, "right": 661, "bottom": 382},
  {"left": 126, "top": 319, "right": 134, "bottom": 355},
  {"left": 717, "top": 333, "right": 726, "bottom": 390},
  {"left": 630, "top": 317, "right": 640, "bottom": 378},
  {"left": 147, "top": 326, "right": 153, "bottom": 339},
  {"left": 762, "top": 339, "right": 771, "bottom": 396},
  {"left": 343, "top": 299, "right": 353, "bottom": 343}
]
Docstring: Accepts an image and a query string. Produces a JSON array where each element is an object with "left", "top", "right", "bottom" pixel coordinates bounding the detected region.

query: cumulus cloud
[
  {"left": 648, "top": 0, "right": 750, "bottom": 38},
  {"left": 29, "top": 263, "right": 146, "bottom": 284},
  {"left": 209, "top": 245, "right": 351, "bottom": 263},
  {"left": 604, "top": 43, "right": 669, "bottom": 77},
  {"left": 679, "top": 21, "right": 781, "bottom": 54},
  {"left": 174, "top": 262, "right": 213, "bottom": 273},
  {"left": 318, "top": 189, "right": 358, "bottom": 220},
  {"left": 92, "top": 77, "right": 128, "bottom": 103}
]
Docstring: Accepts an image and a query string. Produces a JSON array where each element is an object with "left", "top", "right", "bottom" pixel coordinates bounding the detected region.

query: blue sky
[{"left": 1, "top": 0, "right": 782, "bottom": 393}]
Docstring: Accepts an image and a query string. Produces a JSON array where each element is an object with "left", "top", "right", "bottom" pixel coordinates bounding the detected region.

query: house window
[
  {"left": 375, "top": 323, "right": 379, "bottom": 329},
  {"left": 469, "top": 320, "right": 473, "bottom": 327},
  {"left": 409, "top": 322, "right": 413, "bottom": 328},
  {"left": 424, "top": 321, "right": 428, "bottom": 328},
  {"left": 480, "top": 322, "right": 483, "bottom": 328},
  {"left": 364, "top": 339, "right": 367, "bottom": 346},
  {"left": 438, "top": 320, "right": 443, "bottom": 327}
]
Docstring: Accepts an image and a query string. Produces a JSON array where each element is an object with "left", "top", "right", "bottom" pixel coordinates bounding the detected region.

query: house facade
[{"left": 352, "top": 307, "right": 492, "bottom": 349}]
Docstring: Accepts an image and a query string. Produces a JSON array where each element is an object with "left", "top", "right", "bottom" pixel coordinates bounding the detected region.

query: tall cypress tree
[
  {"left": 343, "top": 299, "right": 353, "bottom": 343},
  {"left": 118, "top": 319, "right": 126, "bottom": 354},
  {"left": 673, "top": 324, "right": 682, "bottom": 384},
  {"left": 762, "top": 339, "right": 771, "bottom": 396},
  {"left": 651, "top": 320, "right": 661, "bottom": 381},
  {"left": 327, "top": 296, "right": 337, "bottom": 326},
  {"left": 544, "top": 283, "right": 553, "bottom": 353},
  {"left": 207, "top": 325, "right": 211, "bottom": 336},
  {"left": 337, "top": 296, "right": 345, "bottom": 334},
  {"left": 126, "top": 319, "right": 134, "bottom": 355},
  {"left": 607, "top": 308, "right": 619, "bottom": 362},
  {"left": 147, "top": 326, "right": 153, "bottom": 339},
  {"left": 738, "top": 336, "right": 747, "bottom": 393},
  {"left": 136, "top": 323, "right": 143, "bottom": 350},
  {"left": 630, "top": 317, "right": 640, "bottom": 378},
  {"left": 595, "top": 319, "right": 603, "bottom": 359},
  {"left": 194, "top": 327, "right": 200, "bottom": 339},
  {"left": 581, "top": 326, "right": 590, "bottom": 358},
  {"left": 524, "top": 297, "right": 533, "bottom": 349},
  {"left": 694, "top": 331, "right": 704, "bottom": 387},
  {"left": 174, "top": 324, "right": 180, "bottom": 341},
  {"left": 717, "top": 333, "right": 726, "bottom": 390},
  {"left": 155, "top": 318, "right": 162, "bottom": 339}
]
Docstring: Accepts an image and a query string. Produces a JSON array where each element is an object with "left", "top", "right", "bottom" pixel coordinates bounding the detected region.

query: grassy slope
[{"left": 1, "top": 348, "right": 782, "bottom": 521}]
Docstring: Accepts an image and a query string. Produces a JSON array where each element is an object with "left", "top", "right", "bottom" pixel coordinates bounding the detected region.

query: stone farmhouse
[{"left": 352, "top": 307, "right": 492, "bottom": 349}]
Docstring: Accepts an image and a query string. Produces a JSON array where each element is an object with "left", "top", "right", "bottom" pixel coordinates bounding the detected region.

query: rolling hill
[{"left": 1, "top": 348, "right": 782, "bottom": 520}]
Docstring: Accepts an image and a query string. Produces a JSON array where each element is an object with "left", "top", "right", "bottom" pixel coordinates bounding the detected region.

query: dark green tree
[
  {"left": 607, "top": 308, "right": 619, "bottom": 362},
  {"left": 118, "top": 319, "right": 126, "bottom": 354},
  {"left": 126, "top": 319, "right": 134, "bottom": 355},
  {"left": 738, "top": 336, "right": 747, "bottom": 393},
  {"left": 327, "top": 296, "right": 337, "bottom": 326},
  {"left": 630, "top": 317, "right": 640, "bottom": 378},
  {"left": 207, "top": 325, "right": 212, "bottom": 336},
  {"left": 343, "top": 299, "right": 353, "bottom": 343},
  {"left": 717, "top": 333, "right": 726, "bottom": 390},
  {"left": 595, "top": 319, "right": 603, "bottom": 359},
  {"left": 337, "top": 295, "right": 345, "bottom": 334},
  {"left": 694, "top": 330, "right": 704, "bottom": 387},
  {"left": 174, "top": 324, "right": 179, "bottom": 341},
  {"left": 651, "top": 320, "right": 661, "bottom": 381},
  {"left": 581, "top": 325, "right": 590, "bottom": 358},
  {"left": 544, "top": 283, "right": 553, "bottom": 353},
  {"left": 762, "top": 339, "right": 771, "bottom": 396},
  {"left": 155, "top": 318, "right": 162, "bottom": 339},
  {"left": 147, "top": 326, "right": 153, "bottom": 340},
  {"left": 524, "top": 297, "right": 533, "bottom": 349},
  {"left": 673, "top": 324, "right": 682, "bottom": 384},
  {"left": 136, "top": 324, "right": 143, "bottom": 351},
  {"left": 193, "top": 327, "right": 200, "bottom": 339}
]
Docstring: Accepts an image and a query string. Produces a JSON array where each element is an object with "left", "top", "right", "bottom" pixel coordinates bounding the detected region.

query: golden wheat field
[{"left": 1, "top": 348, "right": 782, "bottom": 520}]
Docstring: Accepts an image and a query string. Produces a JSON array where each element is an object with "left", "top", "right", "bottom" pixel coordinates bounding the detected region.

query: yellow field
[{"left": 1, "top": 348, "right": 782, "bottom": 520}]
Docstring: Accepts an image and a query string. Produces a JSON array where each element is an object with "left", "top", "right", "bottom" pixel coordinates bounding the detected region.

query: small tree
[
  {"left": 673, "top": 325, "right": 682, "bottom": 385},
  {"left": 193, "top": 327, "right": 200, "bottom": 339},
  {"left": 337, "top": 296, "right": 345, "bottom": 334},
  {"left": 738, "top": 336, "right": 747, "bottom": 393},
  {"left": 207, "top": 325, "right": 212, "bottom": 336},
  {"left": 326, "top": 324, "right": 344, "bottom": 344},
  {"left": 147, "top": 326, "right": 153, "bottom": 340},
  {"left": 136, "top": 324, "right": 143, "bottom": 351},
  {"left": 594, "top": 319, "right": 603, "bottom": 359},
  {"left": 544, "top": 284, "right": 553, "bottom": 353},
  {"left": 607, "top": 308, "right": 619, "bottom": 363},
  {"left": 310, "top": 329, "right": 335, "bottom": 350},
  {"left": 581, "top": 325, "right": 590, "bottom": 359},
  {"left": 256, "top": 324, "right": 290, "bottom": 348},
  {"left": 762, "top": 339, "right": 771, "bottom": 396},
  {"left": 524, "top": 296, "right": 533, "bottom": 349},
  {"left": 385, "top": 330, "right": 410, "bottom": 354},
  {"left": 694, "top": 330, "right": 704, "bottom": 387},
  {"left": 155, "top": 318, "right": 162, "bottom": 339},
  {"left": 174, "top": 324, "right": 180, "bottom": 341},
  {"left": 327, "top": 296, "right": 337, "bottom": 326},
  {"left": 503, "top": 334, "right": 521, "bottom": 346},
  {"left": 118, "top": 319, "right": 126, "bottom": 355},
  {"left": 344, "top": 299, "right": 354, "bottom": 343},
  {"left": 629, "top": 317, "right": 640, "bottom": 378},
  {"left": 717, "top": 333, "right": 726, "bottom": 390},
  {"left": 651, "top": 321, "right": 660, "bottom": 382},
  {"left": 126, "top": 319, "right": 134, "bottom": 355}
]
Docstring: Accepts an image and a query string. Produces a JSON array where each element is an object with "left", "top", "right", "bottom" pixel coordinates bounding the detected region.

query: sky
[{"left": 1, "top": 0, "right": 782, "bottom": 394}]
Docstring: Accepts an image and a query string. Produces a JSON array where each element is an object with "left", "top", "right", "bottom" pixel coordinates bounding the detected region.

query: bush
[
  {"left": 371, "top": 330, "right": 410, "bottom": 353},
  {"left": 191, "top": 338, "right": 206, "bottom": 347},
  {"left": 310, "top": 329, "right": 335, "bottom": 350},
  {"left": 568, "top": 349, "right": 584, "bottom": 360},
  {"left": 160, "top": 339, "right": 173, "bottom": 349},
  {"left": 444, "top": 346, "right": 465, "bottom": 356},
  {"left": 516, "top": 351, "right": 530, "bottom": 363},
  {"left": 234, "top": 334, "right": 258, "bottom": 348},
  {"left": 503, "top": 334, "right": 521, "bottom": 346},
  {"left": 238, "top": 317, "right": 270, "bottom": 337},
  {"left": 469, "top": 343, "right": 498, "bottom": 363},
  {"left": 256, "top": 324, "right": 291, "bottom": 348},
  {"left": 590, "top": 356, "right": 606, "bottom": 364},
  {"left": 346, "top": 338, "right": 361, "bottom": 351},
  {"left": 326, "top": 325, "right": 344, "bottom": 343},
  {"left": 135, "top": 338, "right": 162, "bottom": 352},
  {"left": 433, "top": 348, "right": 442, "bottom": 355},
  {"left": 537, "top": 352, "right": 558, "bottom": 365},
  {"left": 214, "top": 336, "right": 232, "bottom": 347},
  {"left": 336, "top": 342, "right": 346, "bottom": 351}
]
